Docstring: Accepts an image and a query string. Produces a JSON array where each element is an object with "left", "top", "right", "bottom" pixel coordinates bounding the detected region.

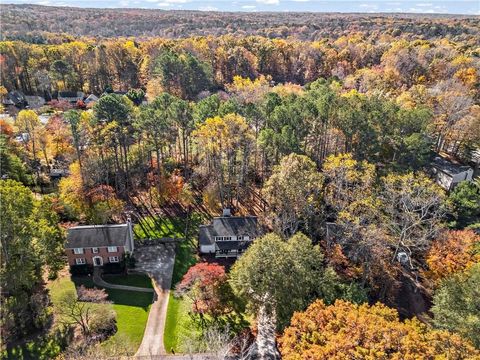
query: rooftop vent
[{"left": 222, "top": 208, "right": 232, "bottom": 217}]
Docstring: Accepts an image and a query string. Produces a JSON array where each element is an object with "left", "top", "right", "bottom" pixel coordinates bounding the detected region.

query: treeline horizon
[{"left": 1, "top": 4, "right": 479, "bottom": 42}]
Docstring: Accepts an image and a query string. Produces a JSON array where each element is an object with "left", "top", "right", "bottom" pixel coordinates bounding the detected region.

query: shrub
[
  {"left": 103, "top": 262, "right": 125, "bottom": 274},
  {"left": 70, "top": 264, "right": 93, "bottom": 276}
]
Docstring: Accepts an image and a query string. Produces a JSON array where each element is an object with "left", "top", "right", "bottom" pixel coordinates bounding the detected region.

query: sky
[{"left": 4, "top": 0, "right": 480, "bottom": 15}]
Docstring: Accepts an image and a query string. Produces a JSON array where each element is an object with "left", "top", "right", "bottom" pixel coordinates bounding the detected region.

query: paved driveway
[{"left": 134, "top": 244, "right": 176, "bottom": 358}]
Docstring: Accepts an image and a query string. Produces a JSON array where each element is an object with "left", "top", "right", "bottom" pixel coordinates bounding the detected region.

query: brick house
[{"left": 65, "top": 222, "right": 134, "bottom": 267}]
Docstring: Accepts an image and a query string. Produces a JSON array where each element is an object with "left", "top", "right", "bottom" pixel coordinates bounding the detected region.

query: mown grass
[
  {"left": 134, "top": 216, "right": 184, "bottom": 239},
  {"left": 103, "top": 274, "right": 153, "bottom": 289},
  {"left": 163, "top": 293, "right": 200, "bottom": 353},
  {"left": 162, "top": 213, "right": 206, "bottom": 353}
]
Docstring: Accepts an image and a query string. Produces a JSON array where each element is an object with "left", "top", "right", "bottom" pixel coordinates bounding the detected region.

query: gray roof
[
  {"left": 66, "top": 224, "right": 129, "bottom": 248},
  {"left": 199, "top": 216, "right": 260, "bottom": 246},
  {"left": 432, "top": 156, "right": 472, "bottom": 176}
]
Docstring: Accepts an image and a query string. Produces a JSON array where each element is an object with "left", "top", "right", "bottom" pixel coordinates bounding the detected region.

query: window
[
  {"left": 109, "top": 256, "right": 119, "bottom": 263},
  {"left": 92, "top": 247, "right": 99, "bottom": 254},
  {"left": 75, "top": 258, "right": 86, "bottom": 265},
  {"left": 107, "top": 246, "right": 118, "bottom": 253},
  {"left": 73, "top": 248, "right": 84, "bottom": 254},
  {"left": 215, "top": 236, "right": 232, "bottom": 241}
]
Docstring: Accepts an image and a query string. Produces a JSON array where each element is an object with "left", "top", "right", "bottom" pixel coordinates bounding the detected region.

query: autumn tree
[
  {"left": 175, "top": 263, "right": 240, "bottom": 328},
  {"left": 279, "top": 299, "right": 478, "bottom": 359},
  {"left": 15, "top": 110, "right": 41, "bottom": 169},
  {"left": 425, "top": 229, "right": 480, "bottom": 285},
  {"left": 262, "top": 153, "right": 324, "bottom": 237},
  {"left": 193, "top": 113, "right": 254, "bottom": 208},
  {"left": 322, "top": 153, "right": 375, "bottom": 216}
]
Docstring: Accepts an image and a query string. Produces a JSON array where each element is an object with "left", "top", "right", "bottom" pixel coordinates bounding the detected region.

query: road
[{"left": 134, "top": 244, "right": 176, "bottom": 358}]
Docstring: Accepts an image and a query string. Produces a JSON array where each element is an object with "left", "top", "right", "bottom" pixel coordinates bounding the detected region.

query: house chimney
[
  {"left": 222, "top": 208, "right": 232, "bottom": 217},
  {"left": 126, "top": 215, "right": 134, "bottom": 253}
]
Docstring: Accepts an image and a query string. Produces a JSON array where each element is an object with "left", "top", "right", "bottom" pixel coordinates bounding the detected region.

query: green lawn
[
  {"left": 49, "top": 274, "right": 153, "bottom": 354},
  {"left": 163, "top": 293, "right": 200, "bottom": 353},
  {"left": 162, "top": 214, "right": 204, "bottom": 353},
  {"left": 103, "top": 274, "right": 153, "bottom": 289},
  {"left": 135, "top": 216, "right": 185, "bottom": 239}
]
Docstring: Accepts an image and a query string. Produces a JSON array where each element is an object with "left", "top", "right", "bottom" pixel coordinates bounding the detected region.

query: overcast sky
[{"left": 4, "top": 0, "right": 480, "bottom": 15}]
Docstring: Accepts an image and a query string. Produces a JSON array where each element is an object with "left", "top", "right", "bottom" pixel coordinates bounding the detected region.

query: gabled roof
[
  {"left": 432, "top": 156, "right": 472, "bottom": 176},
  {"left": 66, "top": 224, "right": 129, "bottom": 249},
  {"left": 199, "top": 216, "right": 260, "bottom": 246}
]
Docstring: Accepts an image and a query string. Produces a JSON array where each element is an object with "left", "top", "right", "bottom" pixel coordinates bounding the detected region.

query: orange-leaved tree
[
  {"left": 279, "top": 299, "right": 478, "bottom": 360},
  {"left": 425, "top": 229, "right": 480, "bottom": 285}
]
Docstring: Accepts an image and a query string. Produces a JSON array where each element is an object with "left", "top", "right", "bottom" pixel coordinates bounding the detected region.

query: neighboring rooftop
[
  {"left": 199, "top": 215, "right": 260, "bottom": 246},
  {"left": 432, "top": 156, "right": 472, "bottom": 176},
  {"left": 66, "top": 224, "right": 129, "bottom": 248}
]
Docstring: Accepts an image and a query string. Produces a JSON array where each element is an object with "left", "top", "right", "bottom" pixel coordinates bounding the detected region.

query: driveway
[{"left": 134, "top": 244, "right": 176, "bottom": 358}]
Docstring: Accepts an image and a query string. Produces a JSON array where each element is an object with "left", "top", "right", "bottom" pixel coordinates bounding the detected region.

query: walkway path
[
  {"left": 134, "top": 244, "right": 176, "bottom": 358},
  {"left": 92, "top": 268, "right": 154, "bottom": 293}
]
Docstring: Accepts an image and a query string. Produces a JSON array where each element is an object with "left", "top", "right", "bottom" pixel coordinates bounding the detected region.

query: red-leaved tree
[{"left": 175, "top": 263, "right": 229, "bottom": 325}]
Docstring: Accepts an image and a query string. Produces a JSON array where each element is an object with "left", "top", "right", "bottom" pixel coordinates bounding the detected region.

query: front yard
[{"left": 48, "top": 272, "right": 153, "bottom": 355}]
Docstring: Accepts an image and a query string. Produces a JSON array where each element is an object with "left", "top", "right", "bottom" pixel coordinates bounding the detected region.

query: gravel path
[{"left": 134, "top": 244, "right": 176, "bottom": 358}]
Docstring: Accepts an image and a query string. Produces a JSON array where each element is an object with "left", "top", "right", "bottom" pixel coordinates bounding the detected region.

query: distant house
[
  {"left": 65, "top": 222, "right": 134, "bottom": 267},
  {"left": 58, "top": 91, "right": 84, "bottom": 104},
  {"left": 432, "top": 156, "right": 474, "bottom": 191},
  {"left": 2, "top": 91, "right": 27, "bottom": 108},
  {"left": 24, "top": 95, "right": 45, "bottom": 109},
  {"left": 84, "top": 94, "right": 99, "bottom": 105},
  {"left": 199, "top": 209, "right": 260, "bottom": 258},
  {"left": 49, "top": 168, "right": 69, "bottom": 179}
]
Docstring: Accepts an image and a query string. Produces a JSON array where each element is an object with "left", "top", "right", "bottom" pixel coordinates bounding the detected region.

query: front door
[{"left": 93, "top": 256, "right": 103, "bottom": 266}]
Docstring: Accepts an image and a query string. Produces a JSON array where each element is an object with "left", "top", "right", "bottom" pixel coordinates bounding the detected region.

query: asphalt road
[{"left": 134, "top": 244, "right": 176, "bottom": 358}]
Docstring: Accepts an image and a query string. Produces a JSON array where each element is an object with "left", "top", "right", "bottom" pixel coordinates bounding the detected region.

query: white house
[
  {"left": 432, "top": 156, "right": 474, "bottom": 191},
  {"left": 199, "top": 209, "right": 260, "bottom": 258}
]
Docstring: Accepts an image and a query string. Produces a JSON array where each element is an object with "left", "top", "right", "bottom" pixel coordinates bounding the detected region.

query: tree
[
  {"left": 322, "top": 153, "right": 375, "bottom": 216},
  {"left": 175, "top": 263, "right": 238, "bottom": 326},
  {"left": 0, "top": 135, "right": 30, "bottom": 184},
  {"left": 59, "top": 163, "right": 124, "bottom": 223},
  {"left": 262, "top": 154, "right": 324, "bottom": 237},
  {"left": 448, "top": 181, "right": 480, "bottom": 228},
  {"left": 50, "top": 59, "right": 75, "bottom": 90},
  {"left": 431, "top": 264, "right": 480, "bottom": 348},
  {"left": 135, "top": 93, "right": 177, "bottom": 183},
  {"left": 169, "top": 98, "right": 194, "bottom": 175},
  {"left": 15, "top": 110, "right": 41, "bottom": 168},
  {"left": 152, "top": 49, "right": 212, "bottom": 99},
  {"left": 64, "top": 110, "right": 85, "bottom": 183},
  {"left": 0, "top": 180, "right": 65, "bottom": 344},
  {"left": 230, "top": 233, "right": 364, "bottom": 331},
  {"left": 380, "top": 172, "right": 447, "bottom": 263},
  {"left": 93, "top": 94, "right": 135, "bottom": 191},
  {"left": 280, "top": 299, "right": 478, "bottom": 359},
  {"left": 426, "top": 229, "right": 480, "bottom": 285},
  {"left": 193, "top": 113, "right": 254, "bottom": 208},
  {"left": 55, "top": 287, "right": 115, "bottom": 338}
]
